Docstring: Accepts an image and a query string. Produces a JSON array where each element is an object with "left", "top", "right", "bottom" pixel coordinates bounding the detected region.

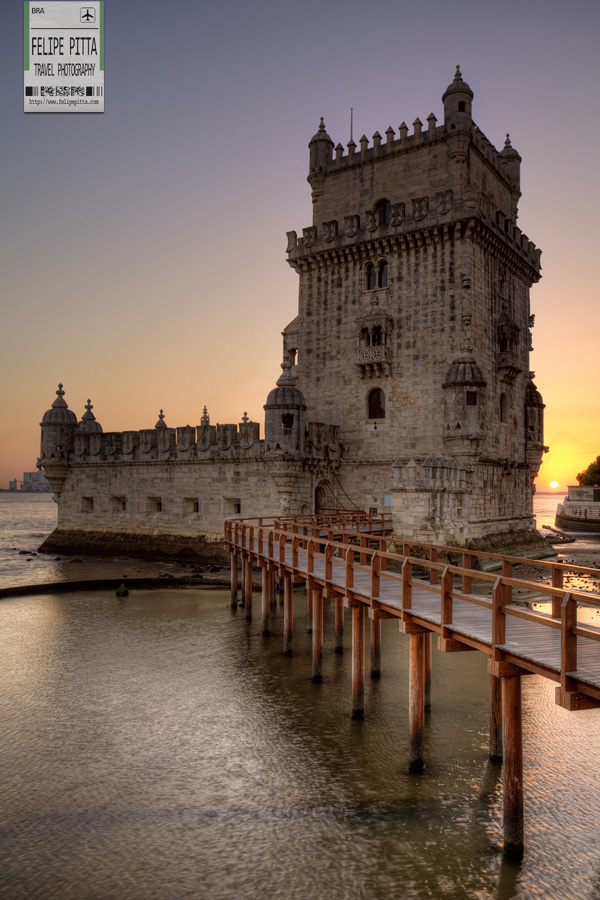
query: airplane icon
[{"left": 80, "top": 8, "right": 95, "bottom": 22}]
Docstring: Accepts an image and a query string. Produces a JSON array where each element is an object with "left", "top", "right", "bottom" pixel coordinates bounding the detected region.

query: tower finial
[
  {"left": 454, "top": 64, "right": 462, "bottom": 81},
  {"left": 57, "top": 383, "right": 64, "bottom": 398},
  {"left": 318, "top": 117, "right": 325, "bottom": 132},
  {"left": 505, "top": 133, "right": 512, "bottom": 148},
  {"left": 201, "top": 406, "right": 209, "bottom": 426},
  {"left": 155, "top": 409, "right": 167, "bottom": 428}
]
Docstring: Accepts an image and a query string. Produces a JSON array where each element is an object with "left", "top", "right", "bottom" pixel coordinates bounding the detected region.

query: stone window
[
  {"left": 499, "top": 393, "right": 508, "bottom": 423},
  {"left": 466, "top": 391, "right": 477, "bottom": 406},
  {"left": 366, "top": 263, "right": 376, "bottom": 291},
  {"left": 282, "top": 413, "right": 294, "bottom": 429},
  {"left": 378, "top": 261, "right": 389, "bottom": 288},
  {"left": 147, "top": 497, "right": 162, "bottom": 513},
  {"left": 81, "top": 496, "right": 94, "bottom": 513},
  {"left": 184, "top": 497, "right": 199, "bottom": 514},
  {"left": 458, "top": 101, "right": 466, "bottom": 112},
  {"left": 359, "top": 327, "right": 370, "bottom": 347},
  {"left": 112, "top": 496, "right": 127, "bottom": 512},
  {"left": 224, "top": 497, "right": 241, "bottom": 516},
  {"left": 375, "top": 199, "right": 391, "bottom": 227},
  {"left": 368, "top": 388, "right": 385, "bottom": 419}
]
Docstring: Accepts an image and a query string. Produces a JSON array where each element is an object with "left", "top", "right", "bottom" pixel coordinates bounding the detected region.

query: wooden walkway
[{"left": 224, "top": 513, "right": 600, "bottom": 859}]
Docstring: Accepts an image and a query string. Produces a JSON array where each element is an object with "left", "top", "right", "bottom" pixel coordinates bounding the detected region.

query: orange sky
[{"left": 2, "top": 1, "right": 599, "bottom": 493}]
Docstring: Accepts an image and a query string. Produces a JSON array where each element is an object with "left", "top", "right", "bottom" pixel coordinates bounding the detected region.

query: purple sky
[{"left": 2, "top": 0, "right": 599, "bottom": 489}]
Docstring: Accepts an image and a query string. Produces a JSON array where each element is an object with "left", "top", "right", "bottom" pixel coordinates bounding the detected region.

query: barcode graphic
[{"left": 25, "top": 86, "right": 103, "bottom": 97}]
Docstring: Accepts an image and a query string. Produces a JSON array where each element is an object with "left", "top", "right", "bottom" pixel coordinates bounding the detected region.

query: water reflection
[{"left": 1, "top": 588, "right": 600, "bottom": 899}]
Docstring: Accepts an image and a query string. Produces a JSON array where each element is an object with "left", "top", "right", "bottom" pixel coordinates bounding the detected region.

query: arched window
[
  {"left": 360, "top": 327, "right": 370, "bottom": 347},
  {"left": 282, "top": 413, "right": 294, "bottom": 430},
  {"left": 376, "top": 199, "right": 391, "bottom": 227},
  {"left": 368, "top": 388, "right": 385, "bottom": 419},
  {"left": 366, "top": 263, "right": 376, "bottom": 291},
  {"left": 372, "top": 325, "right": 383, "bottom": 346},
  {"left": 378, "top": 261, "right": 389, "bottom": 288}
]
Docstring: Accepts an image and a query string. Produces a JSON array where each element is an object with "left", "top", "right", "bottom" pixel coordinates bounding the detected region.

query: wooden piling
[
  {"left": 312, "top": 585, "right": 323, "bottom": 682},
  {"left": 244, "top": 558, "right": 252, "bottom": 619},
  {"left": 306, "top": 586, "right": 314, "bottom": 634},
  {"left": 283, "top": 575, "right": 293, "bottom": 655},
  {"left": 409, "top": 632, "right": 426, "bottom": 772},
  {"left": 334, "top": 595, "right": 344, "bottom": 653},
  {"left": 261, "top": 566, "right": 270, "bottom": 635},
  {"left": 351, "top": 603, "right": 365, "bottom": 718},
  {"left": 370, "top": 616, "right": 381, "bottom": 679},
  {"left": 231, "top": 554, "right": 238, "bottom": 608},
  {"left": 502, "top": 675, "right": 524, "bottom": 860},
  {"left": 424, "top": 631, "right": 431, "bottom": 711},
  {"left": 490, "top": 674, "right": 503, "bottom": 761}
]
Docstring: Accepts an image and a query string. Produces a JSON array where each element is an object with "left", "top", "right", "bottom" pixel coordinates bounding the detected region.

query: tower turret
[
  {"left": 500, "top": 133, "right": 522, "bottom": 220},
  {"left": 442, "top": 65, "right": 474, "bottom": 131},
  {"left": 307, "top": 118, "right": 334, "bottom": 202},
  {"left": 77, "top": 399, "right": 103, "bottom": 434},
  {"left": 264, "top": 359, "right": 306, "bottom": 454},
  {"left": 38, "top": 384, "right": 77, "bottom": 496}
]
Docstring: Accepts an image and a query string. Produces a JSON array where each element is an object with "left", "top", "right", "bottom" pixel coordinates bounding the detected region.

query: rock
[{"left": 116, "top": 583, "right": 129, "bottom": 597}]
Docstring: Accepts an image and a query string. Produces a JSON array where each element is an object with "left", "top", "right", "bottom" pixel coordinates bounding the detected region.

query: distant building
[
  {"left": 38, "top": 69, "right": 547, "bottom": 560},
  {"left": 9, "top": 471, "right": 52, "bottom": 493}
]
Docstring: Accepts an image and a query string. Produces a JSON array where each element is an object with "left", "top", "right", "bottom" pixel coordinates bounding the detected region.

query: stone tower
[{"left": 285, "top": 67, "right": 546, "bottom": 545}]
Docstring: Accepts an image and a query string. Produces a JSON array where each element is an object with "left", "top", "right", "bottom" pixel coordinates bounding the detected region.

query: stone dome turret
[
  {"left": 264, "top": 361, "right": 306, "bottom": 411},
  {"left": 443, "top": 346, "right": 486, "bottom": 388},
  {"left": 41, "top": 384, "right": 77, "bottom": 426},
  {"left": 155, "top": 409, "right": 167, "bottom": 429},
  {"left": 442, "top": 65, "right": 474, "bottom": 132},
  {"left": 309, "top": 117, "right": 333, "bottom": 148},
  {"left": 77, "top": 399, "right": 103, "bottom": 434},
  {"left": 525, "top": 373, "right": 545, "bottom": 408},
  {"left": 442, "top": 65, "right": 474, "bottom": 103}
]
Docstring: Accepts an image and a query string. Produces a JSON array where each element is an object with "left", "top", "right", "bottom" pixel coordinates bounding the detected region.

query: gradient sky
[{"left": 1, "top": 0, "right": 599, "bottom": 492}]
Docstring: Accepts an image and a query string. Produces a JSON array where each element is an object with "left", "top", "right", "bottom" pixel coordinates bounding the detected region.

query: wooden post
[
  {"left": 283, "top": 575, "right": 294, "bottom": 655},
  {"left": 261, "top": 566, "right": 270, "bottom": 635},
  {"left": 231, "top": 554, "right": 239, "bottom": 608},
  {"left": 240, "top": 555, "right": 246, "bottom": 604},
  {"left": 429, "top": 547, "right": 439, "bottom": 586},
  {"left": 370, "top": 616, "right": 381, "bottom": 679},
  {"left": 462, "top": 553, "right": 472, "bottom": 594},
  {"left": 312, "top": 585, "right": 324, "bottom": 682},
  {"left": 351, "top": 604, "right": 365, "bottom": 718},
  {"left": 244, "top": 558, "right": 253, "bottom": 620},
  {"left": 502, "top": 675, "right": 524, "bottom": 860},
  {"left": 502, "top": 560, "right": 512, "bottom": 606},
  {"left": 490, "top": 674, "right": 503, "bottom": 761},
  {"left": 409, "top": 632, "right": 426, "bottom": 772},
  {"left": 423, "top": 632, "right": 431, "bottom": 711},
  {"left": 334, "top": 595, "right": 344, "bottom": 653},
  {"left": 306, "top": 585, "right": 314, "bottom": 633},
  {"left": 270, "top": 568, "right": 277, "bottom": 607},
  {"left": 552, "top": 567, "right": 563, "bottom": 620}
]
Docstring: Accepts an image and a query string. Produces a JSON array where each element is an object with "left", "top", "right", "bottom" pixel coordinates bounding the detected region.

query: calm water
[{"left": 2, "top": 495, "right": 600, "bottom": 899}]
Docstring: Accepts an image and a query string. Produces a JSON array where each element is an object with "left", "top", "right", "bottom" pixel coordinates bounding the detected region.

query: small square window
[
  {"left": 147, "top": 497, "right": 162, "bottom": 513},
  {"left": 112, "top": 496, "right": 127, "bottom": 512},
  {"left": 81, "top": 496, "right": 94, "bottom": 513},
  {"left": 184, "top": 498, "right": 200, "bottom": 514}
]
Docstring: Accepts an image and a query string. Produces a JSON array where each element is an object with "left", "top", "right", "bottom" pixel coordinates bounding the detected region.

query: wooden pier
[{"left": 225, "top": 512, "right": 600, "bottom": 860}]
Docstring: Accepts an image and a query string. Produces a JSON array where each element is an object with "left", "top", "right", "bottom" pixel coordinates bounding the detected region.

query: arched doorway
[{"left": 314, "top": 480, "right": 335, "bottom": 513}]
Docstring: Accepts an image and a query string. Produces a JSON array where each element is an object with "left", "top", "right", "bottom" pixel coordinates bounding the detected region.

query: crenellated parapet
[{"left": 38, "top": 384, "right": 344, "bottom": 495}]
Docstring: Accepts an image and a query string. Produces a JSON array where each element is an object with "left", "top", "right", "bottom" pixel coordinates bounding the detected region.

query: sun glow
[{"left": 550, "top": 481, "right": 559, "bottom": 488}]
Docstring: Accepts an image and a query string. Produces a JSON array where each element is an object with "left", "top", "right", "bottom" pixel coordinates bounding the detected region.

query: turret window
[
  {"left": 466, "top": 391, "right": 477, "bottom": 406},
  {"left": 368, "top": 388, "right": 385, "bottom": 419},
  {"left": 500, "top": 393, "right": 508, "bottom": 423},
  {"left": 282, "top": 413, "right": 294, "bottom": 429}
]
